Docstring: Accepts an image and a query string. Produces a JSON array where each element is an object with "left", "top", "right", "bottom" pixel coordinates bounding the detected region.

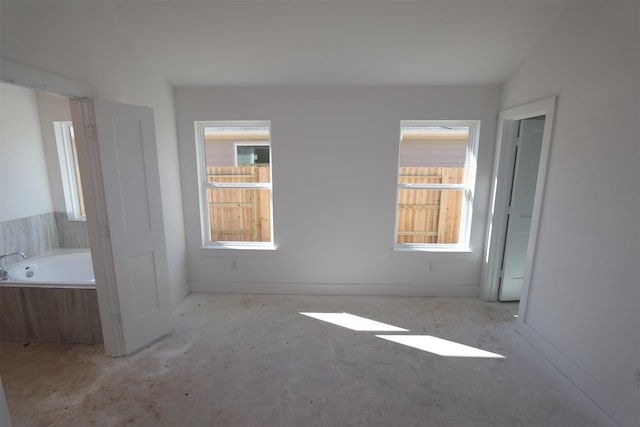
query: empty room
[{"left": 0, "top": 1, "right": 638, "bottom": 426}]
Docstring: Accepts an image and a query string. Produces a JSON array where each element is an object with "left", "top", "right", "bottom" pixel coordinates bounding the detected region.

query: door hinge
[
  {"left": 514, "top": 137, "right": 520, "bottom": 148},
  {"left": 499, "top": 269, "right": 504, "bottom": 278},
  {"left": 88, "top": 124, "right": 98, "bottom": 140},
  {"left": 97, "top": 224, "right": 110, "bottom": 238},
  {"left": 112, "top": 313, "right": 122, "bottom": 327}
]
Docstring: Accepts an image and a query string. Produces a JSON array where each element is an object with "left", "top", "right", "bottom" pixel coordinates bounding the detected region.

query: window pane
[
  {"left": 399, "top": 126, "right": 469, "bottom": 168},
  {"left": 207, "top": 188, "right": 271, "bottom": 242},
  {"left": 396, "top": 188, "right": 464, "bottom": 244},
  {"left": 203, "top": 125, "right": 270, "bottom": 183},
  {"left": 236, "top": 145, "right": 270, "bottom": 165},
  {"left": 55, "top": 122, "right": 86, "bottom": 220},
  {"left": 396, "top": 122, "right": 475, "bottom": 248}
]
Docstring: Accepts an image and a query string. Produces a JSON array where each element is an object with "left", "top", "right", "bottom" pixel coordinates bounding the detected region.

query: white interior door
[
  {"left": 71, "top": 99, "right": 173, "bottom": 356},
  {"left": 499, "top": 118, "right": 545, "bottom": 301}
]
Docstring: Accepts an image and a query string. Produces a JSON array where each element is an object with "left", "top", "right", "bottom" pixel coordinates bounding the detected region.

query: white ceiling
[{"left": 104, "top": 1, "right": 572, "bottom": 86}]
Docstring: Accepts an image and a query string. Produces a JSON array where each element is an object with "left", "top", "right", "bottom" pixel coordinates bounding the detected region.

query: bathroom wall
[
  {"left": 0, "top": 213, "right": 58, "bottom": 260},
  {"left": 0, "top": 83, "right": 53, "bottom": 222},
  {"left": 0, "top": 83, "right": 59, "bottom": 259}
]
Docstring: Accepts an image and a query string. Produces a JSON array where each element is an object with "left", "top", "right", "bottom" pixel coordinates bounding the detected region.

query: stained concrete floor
[{"left": 1, "top": 293, "right": 613, "bottom": 427}]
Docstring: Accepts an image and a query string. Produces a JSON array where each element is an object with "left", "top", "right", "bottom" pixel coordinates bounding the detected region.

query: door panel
[
  {"left": 93, "top": 100, "right": 173, "bottom": 353},
  {"left": 499, "top": 118, "right": 545, "bottom": 301},
  {"left": 72, "top": 99, "right": 173, "bottom": 355}
]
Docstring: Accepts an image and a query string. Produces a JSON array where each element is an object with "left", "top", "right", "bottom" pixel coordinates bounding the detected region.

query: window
[
  {"left": 395, "top": 120, "right": 479, "bottom": 251},
  {"left": 196, "top": 121, "right": 274, "bottom": 248},
  {"left": 54, "top": 121, "right": 86, "bottom": 221},
  {"left": 235, "top": 143, "right": 270, "bottom": 166}
]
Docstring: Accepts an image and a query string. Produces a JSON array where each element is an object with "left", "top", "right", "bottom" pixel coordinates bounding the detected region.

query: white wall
[
  {"left": 35, "top": 92, "right": 72, "bottom": 213},
  {"left": 502, "top": 3, "right": 639, "bottom": 425},
  {"left": 1, "top": 2, "right": 187, "bottom": 302},
  {"left": 0, "top": 83, "right": 53, "bottom": 222},
  {"left": 176, "top": 86, "right": 500, "bottom": 294}
]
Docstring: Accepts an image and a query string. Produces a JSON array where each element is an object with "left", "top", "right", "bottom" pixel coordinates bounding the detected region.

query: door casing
[{"left": 481, "top": 97, "right": 556, "bottom": 309}]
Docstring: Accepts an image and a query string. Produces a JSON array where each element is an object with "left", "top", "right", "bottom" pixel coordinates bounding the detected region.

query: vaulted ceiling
[
  {"left": 112, "top": 1, "right": 570, "bottom": 86},
  {"left": 2, "top": 0, "right": 571, "bottom": 87}
]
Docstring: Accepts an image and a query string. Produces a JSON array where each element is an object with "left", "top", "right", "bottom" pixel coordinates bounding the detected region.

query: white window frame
[
  {"left": 394, "top": 120, "right": 480, "bottom": 252},
  {"left": 234, "top": 142, "right": 270, "bottom": 166},
  {"left": 54, "top": 121, "right": 85, "bottom": 221},
  {"left": 195, "top": 121, "right": 275, "bottom": 250}
]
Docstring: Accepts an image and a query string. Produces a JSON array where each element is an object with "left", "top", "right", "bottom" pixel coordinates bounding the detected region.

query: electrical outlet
[
  {"left": 633, "top": 365, "right": 640, "bottom": 387},
  {"left": 426, "top": 262, "right": 434, "bottom": 272},
  {"left": 230, "top": 260, "right": 238, "bottom": 270}
]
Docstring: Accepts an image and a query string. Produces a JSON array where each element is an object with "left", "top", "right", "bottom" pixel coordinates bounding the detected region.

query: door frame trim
[
  {"left": 481, "top": 97, "right": 556, "bottom": 306},
  {"left": 70, "top": 99, "right": 126, "bottom": 356}
]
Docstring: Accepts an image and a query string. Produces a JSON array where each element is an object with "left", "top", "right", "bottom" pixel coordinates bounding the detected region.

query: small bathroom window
[{"left": 54, "top": 121, "right": 86, "bottom": 221}]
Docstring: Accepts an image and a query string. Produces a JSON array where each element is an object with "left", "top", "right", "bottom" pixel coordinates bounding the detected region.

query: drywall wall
[
  {"left": 0, "top": 83, "right": 53, "bottom": 222},
  {"left": 1, "top": 1, "right": 187, "bottom": 301},
  {"left": 35, "top": 92, "right": 72, "bottom": 214},
  {"left": 501, "top": 2, "right": 639, "bottom": 424},
  {"left": 175, "top": 86, "right": 500, "bottom": 294}
]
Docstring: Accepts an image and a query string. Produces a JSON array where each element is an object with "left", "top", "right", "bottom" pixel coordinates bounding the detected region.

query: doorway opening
[
  {"left": 481, "top": 97, "right": 556, "bottom": 306},
  {"left": 1, "top": 60, "right": 174, "bottom": 357}
]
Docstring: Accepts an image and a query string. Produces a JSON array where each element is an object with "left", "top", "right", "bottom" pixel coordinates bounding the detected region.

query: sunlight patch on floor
[
  {"left": 376, "top": 335, "right": 505, "bottom": 358},
  {"left": 300, "top": 312, "right": 408, "bottom": 332}
]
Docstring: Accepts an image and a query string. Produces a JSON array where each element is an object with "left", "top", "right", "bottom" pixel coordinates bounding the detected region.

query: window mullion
[
  {"left": 398, "top": 183, "right": 466, "bottom": 190},
  {"left": 205, "top": 182, "right": 272, "bottom": 190}
]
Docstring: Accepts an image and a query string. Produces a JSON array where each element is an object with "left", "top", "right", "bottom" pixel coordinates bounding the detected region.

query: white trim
[
  {"left": 172, "top": 281, "right": 191, "bottom": 307},
  {"left": 189, "top": 281, "right": 480, "bottom": 297},
  {"left": 195, "top": 121, "right": 274, "bottom": 248},
  {"left": 393, "top": 245, "right": 472, "bottom": 253},
  {"left": 394, "top": 120, "right": 480, "bottom": 251},
  {"left": 70, "top": 99, "right": 125, "bottom": 357},
  {"left": 398, "top": 183, "right": 466, "bottom": 190},
  {"left": 195, "top": 121, "right": 210, "bottom": 246},
  {"left": 516, "top": 322, "right": 631, "bottom": 426},
  {"left": 54, "top": 121, "right": 86, "bottom": 221},
  {"left": 201, "top": 242, "right": 276, "bottom": 251},
  {"left": 0, "top": 57, "right": 95, "bottom": 98},
  {"left": 481, "top": 97, "right": 556, "bottom": 302},
  {"left": 206, "top": 182, "right": 271, "bottom": 190}
]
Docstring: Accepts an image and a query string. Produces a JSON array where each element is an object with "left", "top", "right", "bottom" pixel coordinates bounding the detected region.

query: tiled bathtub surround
[
  {"left": 0, "top": 212, "right": 59, "bottom": 260},
  {"left": 54, "top": 212, "right": 89, "bottom": 249}
]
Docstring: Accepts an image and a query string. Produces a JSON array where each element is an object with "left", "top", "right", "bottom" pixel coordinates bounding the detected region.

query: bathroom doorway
[
  {"left": 1, "top": 61, "right": 174, "bottom": 357},
  {"left": 482, "top": 97, "right": 556, "bottom": 305}
]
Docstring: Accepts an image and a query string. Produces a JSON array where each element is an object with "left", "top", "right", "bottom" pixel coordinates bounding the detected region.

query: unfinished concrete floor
[{"left": 1, "top": 293, "right": 612, "bottom": 427}]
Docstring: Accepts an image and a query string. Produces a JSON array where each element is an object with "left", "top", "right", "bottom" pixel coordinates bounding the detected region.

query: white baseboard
[
  {"left": 172, "top": 282, "right": 190, "bottom": 306},
  {"left": 187, "top": 281, "right": 480, "bottom": 297},
  {"left": 516, "top": 321, "right": 639, "bottom": 426}
]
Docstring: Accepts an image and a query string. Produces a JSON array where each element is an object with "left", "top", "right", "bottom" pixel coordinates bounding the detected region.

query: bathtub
[
  {"left": 0, "top": 249, "right": 102, "bottom": 344},
  {"left": 4, "top": 249, "right": 95, "bottom": 288}
]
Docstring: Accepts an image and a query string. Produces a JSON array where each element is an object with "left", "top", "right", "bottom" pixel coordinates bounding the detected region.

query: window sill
[
  {"left": 199, "top": 243, "right": 277, "bottom": 252},
  {"left": 66, "top": 216, "right": 87, "bottom": 222},
  {"left": 393, "top": 246, "right": 473, "bottom": 254}
]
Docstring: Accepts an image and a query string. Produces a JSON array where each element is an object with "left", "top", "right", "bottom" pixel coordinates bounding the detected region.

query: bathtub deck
[{"left": 0, "top": 286, "right": 102, "bottom": 344}]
